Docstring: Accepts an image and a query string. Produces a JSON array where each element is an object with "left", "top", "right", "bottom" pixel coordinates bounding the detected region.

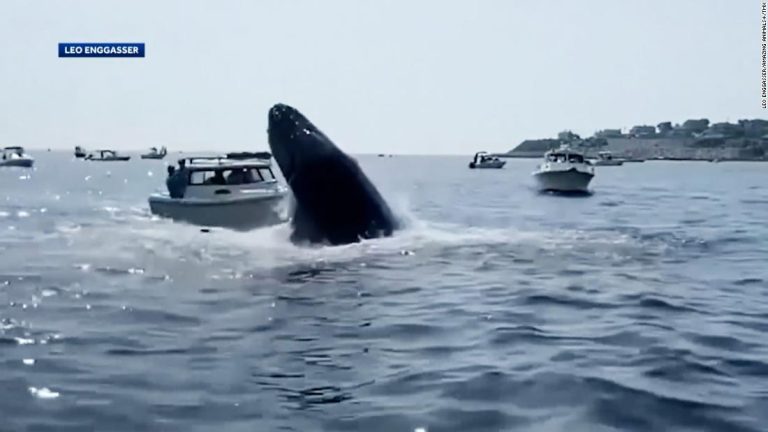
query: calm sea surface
[{"left": 1, "top": 151, "right": 768, "bottom": 432}]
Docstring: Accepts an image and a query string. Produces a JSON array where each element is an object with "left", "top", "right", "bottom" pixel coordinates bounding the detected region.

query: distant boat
[
  {"left": 532, "top": 145, "right": 594, "bottom": 193},
  {"left": 469, "top": 151, "right": 505, "bottom": 169},
  {"left": 85, "top": 149, "right": 131, "bottom": 162},
  {"left": 74, "top": 146, "right": 87, "bottom": 158},
  {"left": 0, "top": 146, "right": 34, "bottom": 168},
  {"left": 141, "top": 146, "right": 167, "bottom": 160},
  {"left": 590, "top": 151, "right": 624, "bottom": 166}
]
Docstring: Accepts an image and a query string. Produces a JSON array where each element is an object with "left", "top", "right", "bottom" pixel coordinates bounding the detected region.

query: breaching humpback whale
[{"left": 267, "top": 103, "right": 399, "bottom": 246}]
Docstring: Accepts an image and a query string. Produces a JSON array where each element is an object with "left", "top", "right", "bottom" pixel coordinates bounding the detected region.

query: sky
[{"left": 0, "top": 0, "right": 760, "bottom": 154}]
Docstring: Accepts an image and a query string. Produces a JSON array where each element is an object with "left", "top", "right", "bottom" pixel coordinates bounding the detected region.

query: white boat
[
  {"left": 85, "top": 149, "right": 131, "bottom": 161},
  {"left": 468, "top": 151, "right": 506, "bottom": 169},
  {"left": 532, "top": 145, "right": 595, "bottom": 193},
  {"left": 0, "top": 146, "right": 34, "bottom": 168},
  {"left": 141, "top": 146, "right": 167, "bottom": 160},
  {"left": 148, "top": 153, "right": 288, "bottom": 230},
  {"left": 591, "top": 151, "right": 624, "bottom": 166}
]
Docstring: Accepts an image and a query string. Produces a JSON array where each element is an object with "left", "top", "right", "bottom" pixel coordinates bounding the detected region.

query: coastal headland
[{"left": 501, "top": 118, "right": 768, "bottom": 161}]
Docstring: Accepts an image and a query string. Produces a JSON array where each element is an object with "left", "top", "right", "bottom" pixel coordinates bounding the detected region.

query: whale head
[
  {"left": 267, "top": 103, "right": 336, "bottom": 184},
  {"left": 266, "top": 103, "right": 399, "bottom": 245}
]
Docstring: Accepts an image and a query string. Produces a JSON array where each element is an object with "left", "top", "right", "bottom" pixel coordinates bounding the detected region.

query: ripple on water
[
  {"left": 2, "top": 156, "right": 768, "bottom": 430},
  {"left": 583, "top": 375, "right": 757, "bottom": 432}
]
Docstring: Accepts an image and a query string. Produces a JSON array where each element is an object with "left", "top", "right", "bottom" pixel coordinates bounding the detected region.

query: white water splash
[{"left": 29, "top": 387, "right": 59, "bottom": 399}]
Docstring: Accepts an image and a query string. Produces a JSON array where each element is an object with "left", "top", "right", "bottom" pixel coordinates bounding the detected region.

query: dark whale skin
[{"left": 267, "top": 103, "right": 399, "bottom": 246}]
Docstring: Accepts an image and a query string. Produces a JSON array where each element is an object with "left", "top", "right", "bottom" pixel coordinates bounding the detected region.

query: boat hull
[
  {"left": 592, "top": 160, "right": 623, "bottom": 166},
  {"left": 148, "top": 193, "right": 288, "bottom": 230},
  {"left": 533, "top": 169, "right": 593, "bottom": 193},
  {"left": 140, "top": 155, "right": 166, "bottom": 160},
  {"left": 0, "top": 158, "right": 34, "bottom": 168},
  {"left": 469, "top": 161, "right": 506, "bottom": 169},
  {"left": 88, "top": 157, "right": 131, "bottom": 162}
]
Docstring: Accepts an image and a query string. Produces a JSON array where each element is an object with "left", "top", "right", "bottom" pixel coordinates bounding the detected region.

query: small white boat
[
  {"left": 141, "top": 146, "right": 167, "bottom": 160},
  {"left": 0, "top": 146, "right": 34, "bottom": 168},
  {"left": 85, "top": 149, "right": 131, "bottom": 162},
  {"left": 591, "top": 151, "right": 624, "bottom": 166},
  {"left": 532, "top": 145, "right": 594, "bottom": 193},
  {"left": 148, "top": 153, "right": 288, "bottom": 230},
  {"left": 469, "top": 151, "right": 506, "bottom": 169}
]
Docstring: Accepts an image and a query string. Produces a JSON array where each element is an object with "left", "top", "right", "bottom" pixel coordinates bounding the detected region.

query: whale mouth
[
  {"left": 267, "top": 103, "right": 339, "bottom": 186},
  {"left": 269, "top": 104, "right": 298, "bottom": 125},
  {"left": 265, "top": 103, "right": 399, "bottom": 246},
  {"left": 269, "top": 104, "right": 315, "bottom": 134},
  {"left": 268, "top": 103, "right": 289, "bottom": 122},
  {"left": 268, "top": 103, "right": 309, "bottom": 183}
]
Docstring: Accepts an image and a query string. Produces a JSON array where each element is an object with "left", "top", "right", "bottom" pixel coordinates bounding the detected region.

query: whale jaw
[{"left": 267, "top": 104, "right": 399, "bottom": 246}]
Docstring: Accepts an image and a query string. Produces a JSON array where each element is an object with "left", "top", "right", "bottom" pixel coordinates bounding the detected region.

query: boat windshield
[
  {"left": 188, "top": 167, "right": 276, "bottom": 186},
  {"left": 547, "top": 152, "right": 584, "bottom": 163}
]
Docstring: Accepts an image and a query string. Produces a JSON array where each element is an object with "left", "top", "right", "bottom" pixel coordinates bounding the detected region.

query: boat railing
[
  {"left": 179, "top": 152, "right": 272, "bottom": 166},
  {"left": 225, "top": 151, "right": 272, "bottom": 160}
]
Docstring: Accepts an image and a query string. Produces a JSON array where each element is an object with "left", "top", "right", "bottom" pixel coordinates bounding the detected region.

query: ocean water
[{"left": 1, "top": 151, "right": 768, "bottom": 432}]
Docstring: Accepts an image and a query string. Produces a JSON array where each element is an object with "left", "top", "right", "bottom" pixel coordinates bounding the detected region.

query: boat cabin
[
  {"left": 597, "top": 151, "right": 615, "bottom": 160},
  {"left": 473, "top": 152, "right": 501, "bottom": 164},
  {"left": 89, "top": 149, "right": 117, "bottom": 158},
  {"left": 2, "top": 146, "right": 25, "bottom": 158},
  {"left": 544, "top": 148, "right": 587, "bottom": 164},
  {"left": 166, "top": 155, "right": 281, "bottom": 199},
  {"left": 188, "top": 164, "right": 276, "bottom": 185}
]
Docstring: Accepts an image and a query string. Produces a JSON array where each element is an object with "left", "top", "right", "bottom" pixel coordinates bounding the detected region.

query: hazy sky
[{"left": 0, "top": 0, "right": 760, "bottom": 154}]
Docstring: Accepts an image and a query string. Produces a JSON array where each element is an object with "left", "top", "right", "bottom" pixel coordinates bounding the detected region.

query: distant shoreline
[{"left": 493, "top": 153, "right": 768, "bottom": 162}]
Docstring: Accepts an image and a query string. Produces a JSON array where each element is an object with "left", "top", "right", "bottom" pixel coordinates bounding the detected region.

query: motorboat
[
  {"left": 148, "top": 153, "right": 288, "bottom": 230},
  {"left": 140, "top": 146, "right": 167, "bottom": 160},
  {"left": 0, "top": 146, "right": 34, "bottom": 168},
  {"left": 591, "top": 151, "right": 624, "bottom": 166},
  {"left": 85, "top": 149, "right": 131, "bottom": 161},
  {"left": 468, "top": 151, "right": 506, "bottom": 169},
  {"left": 74, "top": 146, "right": 87, "bottom": 158},
  {"left": 532, "top": 145, "right": 594, "bottom": 193}
]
